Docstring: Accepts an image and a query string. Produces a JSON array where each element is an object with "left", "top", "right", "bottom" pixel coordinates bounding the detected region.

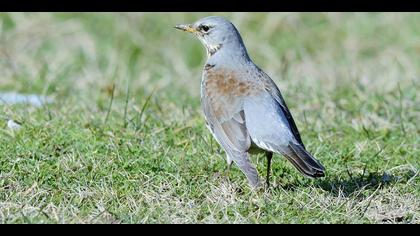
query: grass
[{"left": 0, "top": 12, "right": 419, "bottom": 224}]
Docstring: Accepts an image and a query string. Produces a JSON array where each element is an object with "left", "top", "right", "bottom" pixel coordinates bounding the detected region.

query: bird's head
[{"left": 175, "top": 16, "right": 248, "bottom": 58}]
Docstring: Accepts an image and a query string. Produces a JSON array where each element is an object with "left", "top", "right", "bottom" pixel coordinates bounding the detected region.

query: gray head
[{"left": 175, "top": 16, "right": 250, "bottom": 60}]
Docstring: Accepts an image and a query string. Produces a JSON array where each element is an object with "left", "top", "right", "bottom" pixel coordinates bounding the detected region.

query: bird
[{"left": 175, "top": 16, "right": 325, "bottom": 188}]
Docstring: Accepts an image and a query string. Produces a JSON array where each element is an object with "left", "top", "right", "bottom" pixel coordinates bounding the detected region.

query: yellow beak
[{"left": 174, "top": 24, "right": 196, "bottom": 33}]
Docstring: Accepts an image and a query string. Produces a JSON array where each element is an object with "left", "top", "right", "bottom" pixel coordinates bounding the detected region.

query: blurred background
[
  {"left": 1, "top": 13, "right": 419, "bottom": 128},
  {"left": 1, "top": 13, "right": 418, "bottom": 102}
]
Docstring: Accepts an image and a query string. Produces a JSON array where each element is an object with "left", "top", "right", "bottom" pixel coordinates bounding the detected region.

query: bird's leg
[
  {"left": 224, "top": 156, "right": 233, "bottom": 181},
  {"left": 266, "top": 152, "right": 273, "bottom": 188}
]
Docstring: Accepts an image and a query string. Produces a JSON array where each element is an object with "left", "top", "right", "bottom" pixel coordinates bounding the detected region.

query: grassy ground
[{"left": 0, "top": 12, "right": 419, "bottom": 223}]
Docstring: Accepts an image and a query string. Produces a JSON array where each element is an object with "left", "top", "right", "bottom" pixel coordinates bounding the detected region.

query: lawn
[{"left": 0, "top": 12, "right": 419, "bottom": 223}]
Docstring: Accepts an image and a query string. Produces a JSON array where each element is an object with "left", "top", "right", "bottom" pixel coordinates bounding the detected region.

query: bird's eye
[{"left": 200, "top": 25, "right": 210, "bottom": 32}]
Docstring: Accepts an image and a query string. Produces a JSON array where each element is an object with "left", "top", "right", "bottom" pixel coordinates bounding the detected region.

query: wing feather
[{"left": 259, "top": 71, "right": 305, "bottom": 147}]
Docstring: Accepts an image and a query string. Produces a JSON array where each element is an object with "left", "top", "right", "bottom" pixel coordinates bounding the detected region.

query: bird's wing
[
  {"left": 241, "top": 69, "right": 325, "bottom": 179},
  {"left": 200, "top": 89, "right": 251, "bottom": 154},
  {"left": 260, "top": 72, "right": 305, "bottom": 147},
  {"left": 201, "top": 70, "right": 260, "bottom": 187}
]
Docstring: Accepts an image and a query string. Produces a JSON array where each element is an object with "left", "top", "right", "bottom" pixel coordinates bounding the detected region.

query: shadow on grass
[
  {"left": 316, "top": 172, "right": 398, "bottom": 197},
  {"left": 275, "top": 169, "right": 417, "bottom": 198}
]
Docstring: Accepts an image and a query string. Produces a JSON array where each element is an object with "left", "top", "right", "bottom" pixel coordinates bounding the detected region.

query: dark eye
[{"left": 199, "top": 25, "right": 210, "bottom": 32}]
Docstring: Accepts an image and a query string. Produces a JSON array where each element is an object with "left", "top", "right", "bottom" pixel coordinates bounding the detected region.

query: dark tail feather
[{"left": 283, "top": 143, "right": 325, "bottom": 178}]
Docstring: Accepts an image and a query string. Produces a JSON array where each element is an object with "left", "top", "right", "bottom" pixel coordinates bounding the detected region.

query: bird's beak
[{"left": 174, "top": 24, "right": 196, "bottom": 33}]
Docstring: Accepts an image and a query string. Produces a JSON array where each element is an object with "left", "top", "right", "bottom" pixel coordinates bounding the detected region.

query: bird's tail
[{"left": 283, "top": 142, "right": 325, "bottom": 178}]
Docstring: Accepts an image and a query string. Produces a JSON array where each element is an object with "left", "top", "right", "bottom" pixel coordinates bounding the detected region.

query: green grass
[{"left": 0, "top": 12, "right": 419, "bottom": 223}]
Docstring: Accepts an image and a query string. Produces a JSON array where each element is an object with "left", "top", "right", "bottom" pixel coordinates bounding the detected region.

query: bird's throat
[{"left": 206, "top": 43, "right": 223, "bottom": 57}]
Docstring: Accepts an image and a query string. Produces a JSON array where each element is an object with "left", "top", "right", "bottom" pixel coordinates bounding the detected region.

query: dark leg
[
  {"left": 266, "top": 152, "right": 273, "bottom": 188},
  {"left": 224, "top": 157, "right": 233, "bottom": 180}
]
